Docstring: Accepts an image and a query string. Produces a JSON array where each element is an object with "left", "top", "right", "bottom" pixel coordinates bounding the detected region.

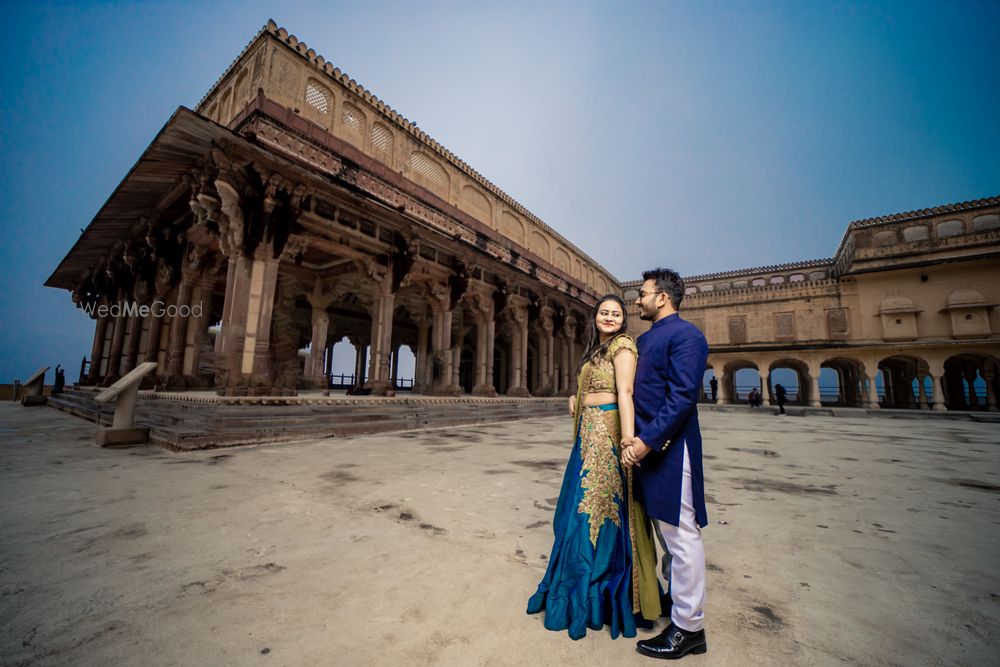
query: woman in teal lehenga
[{"left": 526, "top": 294, "right": 661, "bottom": 640}]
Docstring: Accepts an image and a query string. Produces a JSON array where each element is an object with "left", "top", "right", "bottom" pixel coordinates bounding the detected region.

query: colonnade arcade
[
  {"left": 66, "top": 117, "right": 591, "bottom": 398},
  {"left": 706, "top": 349, "right": 1000, "bottom": 411}
]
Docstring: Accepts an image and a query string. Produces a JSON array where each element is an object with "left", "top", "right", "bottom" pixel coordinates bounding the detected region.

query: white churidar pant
[{"left": 652, "top": 442, "right": 706, "bottom": 632}]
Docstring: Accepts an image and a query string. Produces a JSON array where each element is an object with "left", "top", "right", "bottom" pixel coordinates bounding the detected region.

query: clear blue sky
[{"left": 1, "top": 1, "right": 998, "bottom": 383}]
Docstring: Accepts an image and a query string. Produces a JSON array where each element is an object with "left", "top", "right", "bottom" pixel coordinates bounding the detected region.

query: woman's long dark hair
[{"left": 577, "top": 293, "right": 629, "bottom": 372}]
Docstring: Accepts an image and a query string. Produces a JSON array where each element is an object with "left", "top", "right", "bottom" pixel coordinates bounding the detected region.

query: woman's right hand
[{"left": 568, "top": 395, "right": 576, "bottom": 415}]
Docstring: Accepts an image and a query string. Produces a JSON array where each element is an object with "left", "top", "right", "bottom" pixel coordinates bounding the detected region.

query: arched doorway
[
  {"left": 878, "top": 355, "right": 927, "bottom": 409},
  {"left": 943, "top": 353, "right": 997, "bottom": 411},
  {"left": 390, "top": 344, "right": 416, "bottom": 390},
  {"left": 721, "top": 360, "right": 760, "bottom": 405},
  {"left": 703, "top": 367, "right": 718, "bottom": 403},
  {"left": 820, "top": 357, "right": 866, "bottom": 407},
  {"left": 767, "top": 358, "right": 809, "bottom": 405}
]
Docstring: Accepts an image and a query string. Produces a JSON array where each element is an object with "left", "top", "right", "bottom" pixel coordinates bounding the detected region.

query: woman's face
[{"left": 595, "top": 299, "right": 624, "bottom": 336}]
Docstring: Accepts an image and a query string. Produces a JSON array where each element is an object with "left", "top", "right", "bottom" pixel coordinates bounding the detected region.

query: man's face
[{"left": 634, "top": 279, "right": 661, "bottom": 321}]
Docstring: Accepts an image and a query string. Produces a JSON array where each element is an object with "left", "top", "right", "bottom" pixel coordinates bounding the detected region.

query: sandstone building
[
  {"left": 47, "top": 21, "right": 618, "bottom": 398},
  {"left": 625, "top": 198, "right": 1000, "bottom": 412}
]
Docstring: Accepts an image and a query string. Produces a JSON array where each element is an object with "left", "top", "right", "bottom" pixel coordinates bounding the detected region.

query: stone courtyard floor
[{"left": 0, "top": 403, "right": 997, "bottom": 666}]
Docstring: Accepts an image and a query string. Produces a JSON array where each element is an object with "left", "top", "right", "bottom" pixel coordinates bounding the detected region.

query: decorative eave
[
  {"left": 45, "top": 107, "right": 232, "bottom": 290},
  {"left": 682, "top": 258, "right": 834, "bottom": 283},
  {"left": 940, "top": 303, "right": 996, "bottom": 312},
  {"left": 832, "top": 195, "right": 1000, "bottom": 272},
  {"left": 879, "top": 305, "right": 923, "bottom": 315},
  {"left": 846, "top": 196, "right": 1000, "bottom": 230},
  {"left": 620, "top": 258, "right": 833, "bottom": 288},
  {"left": 196, "top": 19, "right": 620, "bottom": 288}
]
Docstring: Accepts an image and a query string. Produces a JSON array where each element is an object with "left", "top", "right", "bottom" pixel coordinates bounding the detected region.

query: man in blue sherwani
[{"left": 623, "top": 267, "right": 710, "bottom": 660}]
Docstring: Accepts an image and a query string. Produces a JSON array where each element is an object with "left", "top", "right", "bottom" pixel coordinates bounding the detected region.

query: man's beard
[{"left": 638, "top": 307, "right": 654, "bottom": 321}]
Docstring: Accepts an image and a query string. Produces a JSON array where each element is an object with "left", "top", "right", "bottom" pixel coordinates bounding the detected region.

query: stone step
[{"left": 46, "top": 388, "right": 565, "bottom": 450}]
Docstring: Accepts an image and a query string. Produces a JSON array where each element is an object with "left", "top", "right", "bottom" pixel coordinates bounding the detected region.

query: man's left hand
[
  {"left": 622, "top": 436, "right": 652, "bottom": 467},
  {"left": 628, "top": 437, "right": 652, "bottom": 462}
]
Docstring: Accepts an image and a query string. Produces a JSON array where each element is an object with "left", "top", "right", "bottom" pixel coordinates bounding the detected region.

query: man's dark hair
[{"left": 642, "top": 267, "right": 685, "bottom": 310}]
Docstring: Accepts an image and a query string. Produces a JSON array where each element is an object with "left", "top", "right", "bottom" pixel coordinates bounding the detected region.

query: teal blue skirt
[{"left": 526, "top": 403, "right": 636, "bottom": 640}]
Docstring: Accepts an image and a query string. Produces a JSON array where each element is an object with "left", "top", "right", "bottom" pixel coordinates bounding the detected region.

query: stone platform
[{"left": 46, "top": 387, "right": 567, "bottom": 450}]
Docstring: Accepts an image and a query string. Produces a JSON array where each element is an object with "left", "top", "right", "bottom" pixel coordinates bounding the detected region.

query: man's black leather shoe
[{"left": 636, "top": 624, "right": 707, "bottom": 660}]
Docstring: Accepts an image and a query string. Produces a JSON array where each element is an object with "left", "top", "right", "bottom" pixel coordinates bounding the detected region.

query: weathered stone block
[{"left": 96, "top": 426, "right": 150, "bottom": 447}]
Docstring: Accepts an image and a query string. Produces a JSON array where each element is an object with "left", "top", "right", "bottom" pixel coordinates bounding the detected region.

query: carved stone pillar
[
  {"left": 165, "top": 280, "right": 193, "bottom": 380},
  {"left": 486, "top": 317, "right": 496, "bottom": 392},
  {"left": 430, "top": 294, "right": 458, "bottom": 395},
  {"left": 350, "top": 338, "right": 368, "bottom": 387},
  {"left": 105, "top": 296, "right": 128, "bottom": 384},
  {"left": 534, "top": 306, "right": 555, "bottom": 396},
  {"left": 362, "top": 266, "right": 395, "bottom": 395},
  {"left": 122, "top": 296, "right": 143, "bottom": 376},
  {"left": 559, "top": 336, "right": 571, "bottom": 396},
  {"left": 122, "top": 315, "right": 143, "bottom": 376},
  {"left": 717, "top": 368, "right": 731, "bottom": 405},
  {"left": 859, "top": 360, "right": 880, "bottom": 409},
  {"left": 451, "top": 342, "right": 462, "bottom": 393},
  {"left": 182, "top": 277, "right": 214, "bottom": 384},
  {"left": 212, "top": 177, "right": 252, "bottom": 392},
  {"left": 88, "top": 314, "right": 110, "bottom": 384},
  {"left": 306, "top": 308, "right": 330, "bottom": 387},
  {"left": 505, "top": 303, "right": 530, "bottom": 397},
  {"left": 305, "top": 288, "right": 334, "bottom": 388},
  {"left": 519, "top": 314, "right": 529, "bottom": 395},
  {"left": 564, "top": 316, "right": 578, "bottom": 394},
  {"left": 413, "top": 320, "right": 430, "bottom": 393},
  {"left": 806, "top": 360, "right": 822, "bottom": 408},
  {"left": 926, "top": 360, "right": 946, "bottom": 411},
  {"left": 239, "top": 253, "right": 281, "bottom": 387},
  {"left": 215, "top": 258, "right": 238, "bottom": 356},
  {"left": 472, "top": 295, "right": 497, "bottom": 396},
  {"left": 218, "top": 256, "right": 253, "bottom": 365},
  {"left": 142, "top": 311, "right": 165, "bottom": 370},
  {"left": 547, "top": 333, "right": 556, "bottom": 394}
]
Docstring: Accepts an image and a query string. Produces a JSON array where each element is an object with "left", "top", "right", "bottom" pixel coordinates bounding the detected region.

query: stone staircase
[{"left": 47, "top": 387, "right": 567, "bottom": 450}]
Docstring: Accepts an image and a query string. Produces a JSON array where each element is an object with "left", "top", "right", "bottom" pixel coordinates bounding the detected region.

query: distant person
[
  {"left": 774, "top": 383, "right": 787, "bottom": 415},
  {"left": 747, "top": 387, "right": 760, "bottom": 408},
  {"left": 53, "top": 365, "right": 66, "bottom": 395},
  {"left": 709, "top": 376, "right": 718, "bottom": 402}
]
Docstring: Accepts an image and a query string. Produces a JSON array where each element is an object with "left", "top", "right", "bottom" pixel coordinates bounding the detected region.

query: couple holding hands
[{"left": 527, "top": 267, "right": 710, "bottom": 660}]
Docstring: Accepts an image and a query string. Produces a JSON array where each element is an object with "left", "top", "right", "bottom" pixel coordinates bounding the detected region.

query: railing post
[
  {"left": 20, "top": 367, "right": 49, "bottom": 406},
  {"left": 94, "top": 362, "right": 159, "bottom": 447}
]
